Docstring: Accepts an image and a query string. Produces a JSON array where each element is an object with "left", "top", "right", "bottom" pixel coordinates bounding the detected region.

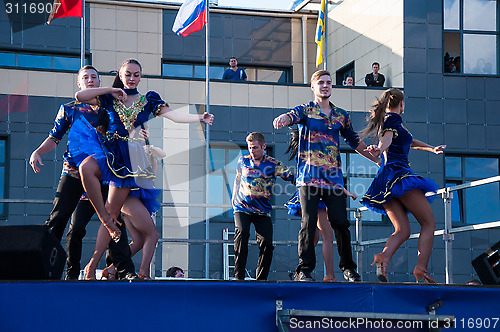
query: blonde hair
[
  {"left": 310, "top": 70, "right": 331, "bottom": 83},
  {"left": 362, "top": 88, "right": 404, "bottom": 139}
]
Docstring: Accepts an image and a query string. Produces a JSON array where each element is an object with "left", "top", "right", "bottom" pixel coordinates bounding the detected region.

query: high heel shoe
[
  {"left": 323, "top": 275, "right": 336, "bottom": 282},
  {"left": 103, "top": 218, "right": 121, "bottom": 243},
  {"left": 137, "top": 272, "right": 152, "bottom": 280},
  {"left": 84, "top": 263, "right": 96, "bottom": 280},
  {"left": 101, "top": 265, "right": 116, "bottom": 280},
  {"left": 413, "top": 266, "right": 436, "bottom": 284},
  {"left": 371, "top": 254, "right": 389, "bottom": 282}
]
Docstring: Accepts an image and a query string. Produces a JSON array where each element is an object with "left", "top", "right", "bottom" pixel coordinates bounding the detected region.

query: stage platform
[{"left": 1, "top": 280, "right": 499, "bottom": 331}]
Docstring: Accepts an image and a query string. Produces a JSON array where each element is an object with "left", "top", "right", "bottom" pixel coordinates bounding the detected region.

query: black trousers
[
  {"left": 296, "top": 186, "right": 356, "bottom": 275},
  {"left": 45, "top": 175, "right": 135, "bottom": 279},
  {"left": 234, "top": 212, "right": 274, "bottom": 280}
]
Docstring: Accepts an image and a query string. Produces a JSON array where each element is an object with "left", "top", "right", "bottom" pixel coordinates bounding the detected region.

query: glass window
[
  {"left": 162, "top": 63, "right": 193, "bottom": 78},
  {"left": 465, "top": 157, "right": 498, "bottom": 178},
  {"left": 0, "top": 52, "right": 16, "bottom": 67},
  {"left": 342, "top": 151, "right": 381, "bottom": 222},
  {"left": 0, "top": 137, "right": 6, "bottom": 217},
  {"left": 17, "top": 54, "right": 52, "bottom": 69},
  {"left": 463, "top": 0, "right": 496, "bottom": 31},
  {"left": 445, "top": 156, "right": 461, "bottom": 177},
  {"left": 209, "top": 148, "right": 226, "bottom": 171},
  {"left": 53, "top": 56, "right": 81, "bottom": 71},
  {"left": 445, "top": 155, "right": 500, "bottom": 224},
  {"left": 444, "top": 0, "right": 460, "bottom": 29},
  {"left": 194, "top": 65, "right": 225, "bottom": 79},
  {"left": 463, "top": 34, "right": 497, "bottom": 74},
  {"left": 443, "top": 0, "right": 499, "bottom": 75}
]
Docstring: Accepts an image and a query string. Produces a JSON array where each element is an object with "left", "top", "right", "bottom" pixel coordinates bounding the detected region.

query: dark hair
[
  {"left": 362, "top": 88, "right": 404, "bottom": 139},
  {"left": 166, "top": 266, "right": 183, "bottom": 277},
  {"left": 112, "top": 58, "right": 142, "bottom": 89},
  {"left": 372, "top": 62, "right": 380, "bottom": 67},
  {"left": 285, "top": 127, "right": 299, "bottom": 161},
  {"left": 78, "top": 65, "right": 99, "bottom": 79},
  {"left": 230, "top": 57, "right": 237, "bottom": 60},
  {"left": 310, "top": 70, "right": 331, "bottom": 83},
  {"left": 246, "top": 132, "right": 266, "bottom": 146}
]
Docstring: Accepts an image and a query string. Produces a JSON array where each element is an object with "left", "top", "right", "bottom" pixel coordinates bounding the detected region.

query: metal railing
[{"left": 2, "top": 176, "right": 500, "bottom": 282}]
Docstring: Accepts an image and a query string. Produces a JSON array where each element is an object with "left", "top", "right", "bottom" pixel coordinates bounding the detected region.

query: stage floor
[{"left": 1, "top": 280, "right": 499, "bottom": 332}]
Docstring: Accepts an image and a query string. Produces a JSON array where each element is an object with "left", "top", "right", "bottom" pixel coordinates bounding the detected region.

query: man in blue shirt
[
  {"left": 232, "top": 132, "right": 294, "bottom": 280},
  {"left": 29, "top": 65, "right": 137, "bottom": 280},
  {"left": 222, "top": 57, "right": 247, "bottom": 81},
  {"left": 273, "top": 70, "right": 380, "bottom": 282}
]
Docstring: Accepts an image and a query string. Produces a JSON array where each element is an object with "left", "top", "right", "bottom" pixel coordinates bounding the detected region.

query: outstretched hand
[
  {"left": 201, "top": 112, "right": 214, "bottom": 125},
  {"left": 29, "top": 151, "right": 43, "bottom": 173},
  {"left": 364, "top": 145, "right": 381, "bottom": 157},
  {"left": 433, "top": 145, "right": 446, "bottom": 154},
  {"left": 111, "top": 88, "right": 127, "bottom": 102},
  {"left": 346, "top": 191, "right": 358, "bottom": 201},
  {"left": 273, "top": 114, "right": 290, "bottom": 129}
]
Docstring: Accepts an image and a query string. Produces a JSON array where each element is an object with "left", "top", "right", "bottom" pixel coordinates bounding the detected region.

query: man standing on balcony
[
  {"left": 232, "top": 132, "right": 294, "bottom": 280},
  {"left": 222, "top": 57, "right": 248, "bottom": 81},
  {"left": 273, "top": 70, "right": 380, "bottom": 282}
]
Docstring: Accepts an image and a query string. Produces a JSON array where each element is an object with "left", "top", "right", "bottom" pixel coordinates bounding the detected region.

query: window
[
  {"left": 208, "top": 144, "right": 249, "bottom": 220},
  {"left": 162, "top": 61, "right": 291, "bottom": 83},
  {"left": 443, "top": 0, "right": 498, "bottom": 74},
  {"left": 341, "top": 151, "right": 382, "bottom": 222},
  {"left": 0, "top": 136, "right": 7, "bottom": 218},
  {"left": 336, "top": 61, "right": 355, "bottom": 86},
  {"left": 445, "top": 155, "right": 500, "bottom": 224},
  {"left": 0, "top": 51, "right": 85, "bottom": 71}
]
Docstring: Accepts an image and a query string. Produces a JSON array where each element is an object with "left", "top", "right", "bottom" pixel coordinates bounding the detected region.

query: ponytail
[
  {"left": 362, "top": 88, "right": 404, "bottom": 139},
  {"left": 285, "top": 127, "right": 299, "bottom": 161}
]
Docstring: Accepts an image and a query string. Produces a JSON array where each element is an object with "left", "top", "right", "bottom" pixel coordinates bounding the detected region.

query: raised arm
[
  {"left": 75, "top": 87, "right": 126, "bottom": 104},
  {"left": 273, "top": 113, "right": 293, "bottom": 129},
  {"left": 364, "top": 131, "right": 394, "bottom": 158},
  {"left": 157, "top": 105, "right": 214, "bottom": 125},
  {"left": 355, "top": 141, "right": 381, "bottom": 165},
  {"left": 411, "top": 139, "right": 446, "bottom": 154},
  {"left": 29, "top": 137, "right": 57, "bottom": 173}
]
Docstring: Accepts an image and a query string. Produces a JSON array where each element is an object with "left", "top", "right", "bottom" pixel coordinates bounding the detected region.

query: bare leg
[
  {"left": 121, "top": 196, "right": 159, "bottom": 279},
  {"left": 317, "top": 210, "right": 335, "bottom": 281},
  {"left": 379, "top": 198, "right": 411, "bottom": 263},
  {"left": 84, "top": 223, "right": 111, "bottom": 279},
  {"left": 79, "top": 156, "right": 130, "bottom": 240},
  {"left": 397, "top": 190, "right": 436, "bottom": 272},
  {"left": 122, "top": 212, "right": 145, "bottom": 257}
]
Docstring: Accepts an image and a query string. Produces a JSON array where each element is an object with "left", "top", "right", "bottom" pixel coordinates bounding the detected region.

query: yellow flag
[{"left": 315, "top": 0, "right": 326, "bottom": 67}]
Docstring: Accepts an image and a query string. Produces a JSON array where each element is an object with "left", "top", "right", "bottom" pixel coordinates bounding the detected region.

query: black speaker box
[
  {"left": 0, "top": 225, "right": 67, "bottom": 280},
  {"left": 472, "top": 241, "right": 500, "bottom": 285}
]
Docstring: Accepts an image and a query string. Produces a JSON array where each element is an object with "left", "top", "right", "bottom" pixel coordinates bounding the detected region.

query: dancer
[
  {"left": 232, "top": 132, "right": 294, "bottom": 280},
  {"left": 273, "top": 70, "right": 380, "bottom": 282},
  {"left": 71, "top": 59, "right": 214, "bottom": 279},
  {"left": 29, "top": 65, "right": 137, "bottom": 280},
  {"left": 284, "top": 129, "right": 358, "bottom": 282},
  {"left": 360, "top": 88, "right": 446, "bottom": 283}
]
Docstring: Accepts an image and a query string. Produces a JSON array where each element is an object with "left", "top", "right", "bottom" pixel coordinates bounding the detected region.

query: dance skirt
[
  {"left": 284, "top": 191, "right": 326, "bottom": 217},
  {"left": 68, "top": 117, "right": 161, "bottom": 214},
  {"left": 360, "top": 161, "right": 438, "bottom": 215}
]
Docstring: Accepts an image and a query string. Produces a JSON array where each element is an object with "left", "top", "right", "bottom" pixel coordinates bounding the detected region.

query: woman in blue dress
[
  {"left": 360, "top": 88, "right": 445, "bottom": 283},
  {"left": 70, "top": 59, "right": 214, "bottom": 279}
]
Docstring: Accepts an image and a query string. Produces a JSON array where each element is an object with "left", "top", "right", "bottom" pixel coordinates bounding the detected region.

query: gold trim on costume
[{"left": 113, "top": 95, "right": 148, "bottom": 131}]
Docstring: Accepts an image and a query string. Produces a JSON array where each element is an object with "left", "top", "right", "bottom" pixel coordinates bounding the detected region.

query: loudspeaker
[
  {"left": 472, "top": 241, "right": 500, "bottom": 285},
  {"left": 0, "top": 225, "right": 67, "bottom": 280}
]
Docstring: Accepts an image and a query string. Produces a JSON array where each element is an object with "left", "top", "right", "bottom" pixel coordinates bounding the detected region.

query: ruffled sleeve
[
  {"left": 145, "top": 91, "right": 169, "bottom": 117},
  {"left": 48, "top": 104, "right": 70, "bottom": 143},
  {"left": 381, "top": 113, "right": 401, "bottom": 138}
]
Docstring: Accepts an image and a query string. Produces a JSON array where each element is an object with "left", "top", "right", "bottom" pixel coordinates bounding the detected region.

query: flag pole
[
  {"left": 324, "top": 0, "right": 327, "bottom": 70},
  {"left": 80, "top": 0, "right": 85, "bottom": 67},
  {"left": 204, "top": 0, "right": 211, "bottom": 279}
]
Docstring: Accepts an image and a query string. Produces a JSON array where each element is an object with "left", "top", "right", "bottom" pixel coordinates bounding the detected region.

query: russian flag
[{"left": 172, "top": 0, "right": 208, "bottom": 37}]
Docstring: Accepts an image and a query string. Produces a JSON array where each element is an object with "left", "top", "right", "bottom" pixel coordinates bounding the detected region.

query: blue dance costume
[
  {"left": 68, "top": 90, "right": 166, "bottom": 214},
  {"left": 285, "top": 192, "right": 326, "bottom": 217},
  {"left": 360, "top": 113, "right": 437, "bottom": 215}
]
